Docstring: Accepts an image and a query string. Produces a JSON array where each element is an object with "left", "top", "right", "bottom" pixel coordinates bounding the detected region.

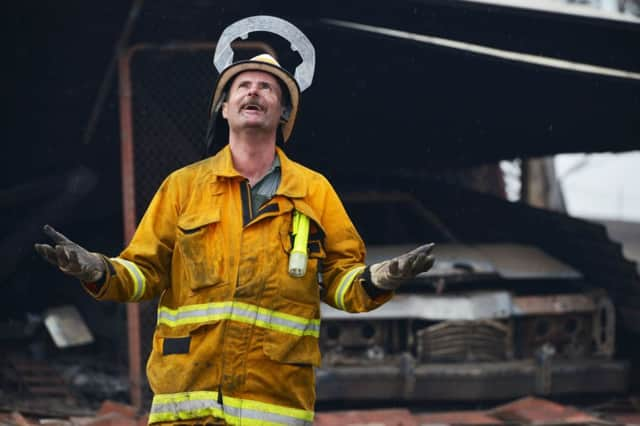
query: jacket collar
[
  {"left": 206, "top": 145, "right": 242, "bottom": 178},
  {"left": 275, "top": 147, "right": 307, "bottom": 199},
  {"left": 207, "top": 145, "right": 307, "bottom": 198}
]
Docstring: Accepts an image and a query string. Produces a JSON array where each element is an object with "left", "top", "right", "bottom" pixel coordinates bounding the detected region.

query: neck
[{"left": 228, "top": 129, "right": 277, "bottom": 186}]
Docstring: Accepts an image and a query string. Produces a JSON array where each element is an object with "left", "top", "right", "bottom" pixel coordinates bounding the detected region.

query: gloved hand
[
  {"left": 34, "top": 224, "right": 105, "bottom": 282},
  {"left": 369, "top": 243, "right": 435, "bottom": 291}
]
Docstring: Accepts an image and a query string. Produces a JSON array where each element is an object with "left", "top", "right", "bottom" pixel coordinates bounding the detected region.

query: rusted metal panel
[
  {"left": 314, "top": 409, "right": 418, "bottom": 426},
  {"left": 514, "top": 294, "right": 616, "bottom": 359},
  {"left": 321, "top": 321, "right": 392, "bottom": 365},
  {"left": 513, "top": 294, "right": 597, "bottom": 316},
  {"left": 517, "top": 314, "right": 593, "bottom": 359},
  {"left": 611, "top": 413, "right": 640, "bottom": 425},
  {"left": 489, "top": 396, "right": 608, "bottom": 424},
  {"left": 416, "top": 410, "right": 502, "bottom": 424},
  {"left": 316, "top": 359, "right": 628, "bottom": 401}
]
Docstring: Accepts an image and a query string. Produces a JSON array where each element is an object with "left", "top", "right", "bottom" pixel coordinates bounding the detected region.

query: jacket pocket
[
  {"left": 147, "top": 321, "right": 223, "bottom": 395},
  {"left": 262, "top": 296, "right": 322, "bottom": 367},
  {"left": 176, "top": 209, "right": 225, "bottom": 291}
]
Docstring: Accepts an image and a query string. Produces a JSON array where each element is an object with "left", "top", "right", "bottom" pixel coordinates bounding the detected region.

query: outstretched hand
[
  {"left": 369, "top": 243, "right": 435, "bottom": 291},
  {"left": 34, "top": 224, "right": 105, "bottom": 282}
]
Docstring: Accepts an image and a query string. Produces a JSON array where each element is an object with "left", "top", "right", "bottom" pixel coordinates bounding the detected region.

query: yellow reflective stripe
[
  {"left": 270, "top": 309, "right": 317, "bottom": 326},
  {"left": 110, "top": 257, "right": 146, "bottom": 301},
  {"left": 223, "top": 395, "right": 314, "bottom": 422},
  {"left": 150, "top": 392, "right": 314, "bottom": 425},
  {"left": 157, "top": 301, "right": 320, "bottom": 338},
  {"left": 334, "top": 266, "right": 366, "bottom": 311}
]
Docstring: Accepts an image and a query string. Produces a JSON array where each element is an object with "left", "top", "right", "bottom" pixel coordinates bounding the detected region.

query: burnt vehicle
[
  {"left": 318, "top": 243, "right": 622, "bottom": 400},
  {"left": 313, "top": 185, "right": 632, "bottom": 401}
]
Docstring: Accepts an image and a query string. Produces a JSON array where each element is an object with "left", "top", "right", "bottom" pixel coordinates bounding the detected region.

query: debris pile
[
  {"left": 1, "top": 305, "right": 130, "bottom": 415},
  {"left": 2, "top": 396, "right": 639, "bottom": 426},
  {"left": 0, "top": 401, "right": 147, "bottom": 426},
  {"left": 314, "top": 396, "right": 640, "bottom": 426}
]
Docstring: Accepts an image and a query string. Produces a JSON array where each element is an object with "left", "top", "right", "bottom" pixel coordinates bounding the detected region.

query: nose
[{"left": 247, "top": 83, "right": 259, "bottom": 97}]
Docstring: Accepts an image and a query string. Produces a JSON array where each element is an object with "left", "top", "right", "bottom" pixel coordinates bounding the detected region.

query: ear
[
  {"left": 280, "top": 105, "right": 291, "bottom": 124},
  {"left": 221, "top": 102, "right": 228, "bottom": 119}
]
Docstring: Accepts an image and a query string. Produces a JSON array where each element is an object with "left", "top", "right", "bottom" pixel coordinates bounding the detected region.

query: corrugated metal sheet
[
  {"left": 321, "top": 292, "right": 513, "bottom": 320},
  {"left": 383, "top": 180, "right": 640, "bottom": 334},
  {"left": 365, "top": 243, "right": 582, "bottom": 280}
]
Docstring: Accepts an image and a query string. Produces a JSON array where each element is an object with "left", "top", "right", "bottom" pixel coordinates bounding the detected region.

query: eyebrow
[{"left": 236, "top": 79, "right": 274, "bottom": 87}]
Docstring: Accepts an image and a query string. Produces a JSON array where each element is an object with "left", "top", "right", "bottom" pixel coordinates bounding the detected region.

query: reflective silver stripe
[
  {"left": 269, "top": 311, "right": 320, "bottom": 336},
  {"left": 110, "top": 257, "right": 146, "bottom": 301},
  {"left": 150, "top": 392, "right": 314, "bottom": 425},
  {"left": 334, "top": 266, "right": 366, "bottom": 311},
  {"left": 158, "top": 301, "right": 320, "bottom": 337},
  {"left": 223, "top": 403, "right": 313, "bottom": 426},
  {"left": 149, "top": 391, "right": 222, "bottom": 423}
]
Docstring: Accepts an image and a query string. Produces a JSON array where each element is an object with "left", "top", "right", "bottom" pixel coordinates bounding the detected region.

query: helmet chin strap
[
  {"left": 204, "top": 90, "right": 228, "bottom": 157},
  {"left": 276, "top": 126, "right": 286, "bottom": 147},
  {"left": 204, "top": 114, "right": 220, "bottom": 157},
  {"left": 212, "top": 90, "right": 227, "bottom": 116}
]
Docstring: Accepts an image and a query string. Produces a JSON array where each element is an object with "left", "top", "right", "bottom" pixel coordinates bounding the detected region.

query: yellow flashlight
[{"left": 288, "top": 211, "right": 309, "bottom": 277}]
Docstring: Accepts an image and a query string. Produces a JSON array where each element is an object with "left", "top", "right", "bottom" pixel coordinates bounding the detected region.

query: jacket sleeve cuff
[
  {"left": 360, "top": 265, "right": 394, "bottom": 299},
  {"left": 81, "top": 255, "right": 115, "bottom": 297}
]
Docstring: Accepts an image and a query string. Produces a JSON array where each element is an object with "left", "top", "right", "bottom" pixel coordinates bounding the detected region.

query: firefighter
[{"left": 35, "top": 51, "right": 434, "bottom": 425}]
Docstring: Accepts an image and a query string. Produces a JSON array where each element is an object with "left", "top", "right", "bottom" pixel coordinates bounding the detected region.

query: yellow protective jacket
[{"left": 87, "top": 146, "right": 392, "bottom": 425}]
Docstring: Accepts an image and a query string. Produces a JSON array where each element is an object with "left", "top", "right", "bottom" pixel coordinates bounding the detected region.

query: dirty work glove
[
  {"left": 369, "top": 243, "right": 435, "bottom": 291},
  {"left": 34, "top": 224, "right": 105, "bottom": 282}
]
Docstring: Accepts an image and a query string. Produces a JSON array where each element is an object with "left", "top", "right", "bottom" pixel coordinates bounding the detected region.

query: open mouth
[{"left": 242, "top": 103, "right": 263, "bottom": 112}]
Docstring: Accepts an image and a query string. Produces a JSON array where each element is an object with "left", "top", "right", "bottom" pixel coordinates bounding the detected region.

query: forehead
[{"left": 230, "top": 70, "right": 280, "bottom": 88}]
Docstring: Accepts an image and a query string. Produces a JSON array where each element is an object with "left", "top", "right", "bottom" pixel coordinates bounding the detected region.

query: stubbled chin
[{"left": 240, "top": 118, "right": 268, "bottom": 128}]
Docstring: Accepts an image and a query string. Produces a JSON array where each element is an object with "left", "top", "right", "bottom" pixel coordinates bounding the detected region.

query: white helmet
[{"left": 205, "top": 16, "right": 315, "bottom": 155}]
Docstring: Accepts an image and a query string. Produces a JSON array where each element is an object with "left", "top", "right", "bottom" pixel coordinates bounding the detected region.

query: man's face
[{"left": 222, "top": 70, "right": 284, "bottom": 134}]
